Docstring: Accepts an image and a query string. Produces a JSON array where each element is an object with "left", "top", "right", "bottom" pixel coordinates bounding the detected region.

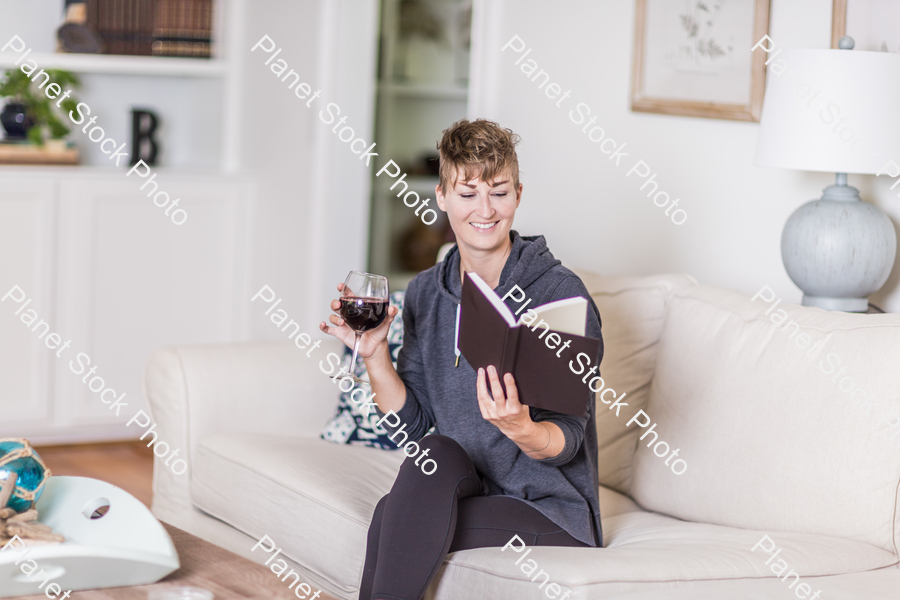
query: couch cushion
[
  {"left": 630, "top": 285, "right": 900, "bottom": 553},
  {"left": 190, "top": 433, "right": 404, "bottom": 596},
  {"left": 432, "top": 485, "right": 897, "bottom": 598},
  {"left": 573, "top": 271, "right": 697, "bottom": 494},
  {"left": 589, "top": 567, "right": 900, "bottom": 600},
  {"left": 192, "top": 433, "right": 897, "bottom": 598}
]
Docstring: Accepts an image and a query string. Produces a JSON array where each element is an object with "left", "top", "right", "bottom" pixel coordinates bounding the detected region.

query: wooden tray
[{"left": 0, "top": 143, "right": 79, "bottom": 165}]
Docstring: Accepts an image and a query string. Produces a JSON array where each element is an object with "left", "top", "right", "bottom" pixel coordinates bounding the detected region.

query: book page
[
  {"left": 517, "top": 297, "right": 586, "bottom": 336},
  {"left": 466, "top": 272, "right": 517, "bottom": 327}
]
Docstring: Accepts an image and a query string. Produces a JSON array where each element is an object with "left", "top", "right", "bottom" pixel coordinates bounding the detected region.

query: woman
[{"left": 320, "top": 119, "right": 603, "bottom": 600}]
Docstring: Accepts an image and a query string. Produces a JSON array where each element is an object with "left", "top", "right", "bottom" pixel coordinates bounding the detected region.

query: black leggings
[{"left": 359, "top": 434, "right": 588, "bottom": 600}]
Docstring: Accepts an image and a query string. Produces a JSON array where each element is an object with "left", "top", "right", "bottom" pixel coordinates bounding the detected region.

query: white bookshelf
[
  {"left": 0, "top": 0, "right": 251, "bottom": 443},
  {"left": 0, "top": 52, "right": 226, "bottom": 77},
  {"left": 369, "top": 0, "right": 471, "bottom": 287},
  {"left": 379, "top": 82, "right": 467, "bottom": 100},
  {"left": 0, "top": 0, "right": 238, "bottom": 170}
]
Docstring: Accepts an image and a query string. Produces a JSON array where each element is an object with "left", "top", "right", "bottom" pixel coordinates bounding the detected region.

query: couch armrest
[
  {"left": 145, "top": 338, "right": 345, "bottom": 458},
  {"left": 143, "top": 339, "right": 345, "bottom": 518}
]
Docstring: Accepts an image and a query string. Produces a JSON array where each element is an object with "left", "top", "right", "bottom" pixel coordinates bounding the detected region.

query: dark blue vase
[{"left": 1, "top": 102, "right": 33, "bottom": 139}]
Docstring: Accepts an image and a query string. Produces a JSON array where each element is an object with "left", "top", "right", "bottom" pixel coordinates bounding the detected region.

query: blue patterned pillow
[{"left": 320, "top": 291, "right": 405, "bottom": 449}]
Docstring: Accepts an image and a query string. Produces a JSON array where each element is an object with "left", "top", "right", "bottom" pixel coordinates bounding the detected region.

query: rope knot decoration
[
  {"left": 0, "top": 438, "right": 64, "bottom": 544},
  {"left": 0, "top": 438, "right": 51, "bottom": 504}
]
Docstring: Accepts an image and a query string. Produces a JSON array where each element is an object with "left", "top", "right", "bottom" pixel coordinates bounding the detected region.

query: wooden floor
[
  {"left": 23, "top": 442, "right": 344, "bottom": 600},
  {"left": 23, "top": 443, "right": 342, "bottom": 599},
  {"left": 16, "top": 523, "right": 338, "bottom": 600},
  {"left": 34, "top": 441, "right": 155, "bottom": 507}
]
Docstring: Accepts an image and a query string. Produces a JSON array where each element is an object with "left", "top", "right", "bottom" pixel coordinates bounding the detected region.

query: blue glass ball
[{"left": 0, "top": 440, "right": 49, "bottom": 513}]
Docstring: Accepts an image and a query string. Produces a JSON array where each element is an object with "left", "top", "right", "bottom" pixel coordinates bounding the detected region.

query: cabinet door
[
  {"left": 0, "top": 173, "right": 249, "bottom": 443},
  {"left": 0, "top": 180, "right": 56, "bottom": 429},
  {"left": 51, "top": 175, "right": 249, "bottom": 440}
]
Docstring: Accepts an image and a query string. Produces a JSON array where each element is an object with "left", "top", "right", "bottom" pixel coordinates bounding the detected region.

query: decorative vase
[
  {"left": 0, "top": 438, "right": 51, "bottom": 513},
  {"left": 0, "top": 102, "right": 33, "bottom": 140}
]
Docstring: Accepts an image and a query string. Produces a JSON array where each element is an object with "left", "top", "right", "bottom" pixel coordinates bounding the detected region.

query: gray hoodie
[{"left": 387, "top": 230, "right": 604, "bottom": 547}]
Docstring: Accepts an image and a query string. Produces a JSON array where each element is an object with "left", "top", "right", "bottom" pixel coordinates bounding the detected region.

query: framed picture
[
  {"left": 631, "top": 0, "right": 772, "bottom": 122},
  {"left": 832, "top": 0, "right": 900, "bottom": 52}
]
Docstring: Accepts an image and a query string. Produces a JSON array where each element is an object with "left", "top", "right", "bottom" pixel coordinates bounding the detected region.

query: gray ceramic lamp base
[
  {"left": 800, "top": 294, "right": 869, "bottom": 312},
  {"left": 781, "top": 183, "right": 896, "bottom": 313}
]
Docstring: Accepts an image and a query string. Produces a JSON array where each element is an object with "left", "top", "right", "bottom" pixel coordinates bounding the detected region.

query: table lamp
[{"left": 755, "top": 37, "right": 900, "bottom": 312}]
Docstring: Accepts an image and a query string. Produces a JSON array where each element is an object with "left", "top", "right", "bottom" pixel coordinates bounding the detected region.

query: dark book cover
[
  {"left": 458, "top": 272, "right": 601, "bottom": 417},
  {"left": 112, "top": 0, "right": 121, "bottom": 54},
  {"left": 87, "top": 0, "right": 156, "bottom": 55},
  {"left": 125, "top": 0, "right": 134, "bottom": 54},
  {"left": 184, "top": 0, "right": 194, "bottom": 40},
  {"left": 142, "top": 0, "right": 157, "bottom": 54},
  {"left": 89, "top": 0, "right": 109, "bottom": 54}
]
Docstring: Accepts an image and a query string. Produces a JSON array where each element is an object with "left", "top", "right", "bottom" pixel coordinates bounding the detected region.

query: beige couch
[{"left": 144, "top": 272, "right": 900, "bottom": 599}]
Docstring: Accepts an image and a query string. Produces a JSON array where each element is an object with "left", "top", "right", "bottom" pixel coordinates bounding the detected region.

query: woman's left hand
[
  {"left": 475, "top": 365, "right": 533, "bottom": 439},
  {"left": 476, "top": 366, "right": 563, "bottom": 458}
]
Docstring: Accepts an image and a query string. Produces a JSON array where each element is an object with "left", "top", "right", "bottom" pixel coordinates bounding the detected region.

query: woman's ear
[
  {"left": 435, "top": 183, "right": 447, "bottom": 212},
  {"left": 515, "top": 183, "right": 523, "bottom": 208}
]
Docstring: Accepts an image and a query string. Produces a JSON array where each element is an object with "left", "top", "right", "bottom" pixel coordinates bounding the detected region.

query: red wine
[{"left": 340, "top": 297, "right": 388, "bottom": 332}]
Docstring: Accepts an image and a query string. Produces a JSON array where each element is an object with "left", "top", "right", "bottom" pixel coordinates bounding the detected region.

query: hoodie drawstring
[{"left": 454, "top": 303, "right": 461, "bottom": 367}]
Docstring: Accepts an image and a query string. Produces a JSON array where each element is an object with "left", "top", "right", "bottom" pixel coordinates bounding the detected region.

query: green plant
[{"left": 0, "top": 69, "right": 81, "bottom": 145}]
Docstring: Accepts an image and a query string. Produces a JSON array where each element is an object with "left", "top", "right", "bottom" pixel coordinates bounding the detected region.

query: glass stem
[{"left": 350, "top": 332, "right": 363, "bottom": 370}]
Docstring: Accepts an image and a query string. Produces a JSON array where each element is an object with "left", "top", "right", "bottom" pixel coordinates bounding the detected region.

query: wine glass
[{"left": 340, "top": 271, "right": 389, "bottom": 385}]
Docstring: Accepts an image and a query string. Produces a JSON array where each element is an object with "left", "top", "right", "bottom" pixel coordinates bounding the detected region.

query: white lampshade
[{"left": 755, "top": 49, "right": 900, "bottom": 174}]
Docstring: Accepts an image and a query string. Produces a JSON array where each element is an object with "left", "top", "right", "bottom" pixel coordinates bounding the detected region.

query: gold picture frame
[
  {"left": 832, "top": 0, "right": 848, "bottom": 48},
  {"left": 631, "top": 0, "right": 772, "bottom": 122}
]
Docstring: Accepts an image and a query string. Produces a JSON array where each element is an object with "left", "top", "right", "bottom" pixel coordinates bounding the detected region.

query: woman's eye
[
  {"left": 493, "top": 193, "right": 507, "bottom": 198},
  {"left": 461, "top": 194, "right": 476, "bottom": 199}
]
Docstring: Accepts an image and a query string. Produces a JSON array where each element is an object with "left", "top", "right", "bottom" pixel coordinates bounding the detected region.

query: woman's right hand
[{"left": 319, "top": 282, "right": 399, "bottom": 359}]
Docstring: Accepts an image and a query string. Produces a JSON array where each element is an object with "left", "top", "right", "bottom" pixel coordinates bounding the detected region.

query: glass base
[
  {"left": 343, "top": 373, "right": 370, "bottom": 386},
  {"left": 329, "top": 370, "right": 370, "bottom": 387}
]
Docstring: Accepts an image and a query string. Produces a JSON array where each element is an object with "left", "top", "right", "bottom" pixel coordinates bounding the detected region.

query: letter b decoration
[{"left": 131, "top": 109, "right": 159, "bottom": 167}]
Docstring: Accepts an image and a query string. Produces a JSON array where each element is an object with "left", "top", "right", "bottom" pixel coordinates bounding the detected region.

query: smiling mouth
[{"left": 470, "top": 221, "right": 498, "bottom": 230}]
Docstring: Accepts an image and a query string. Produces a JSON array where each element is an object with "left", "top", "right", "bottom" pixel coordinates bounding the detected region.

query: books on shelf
[
  {"left": 86, "top": 0, "right": 156, "bottom": 56},
  {"left": 0, "top": 141, "right": 79, "bottom": 165},
  {"left": 458, "top": 272, "right": 601, "bottom": 417},
  {"left": 84, "top": 0, "right": 212, "bottom": 58},
  {"left": 152, "top": 0, "right": 213, "bottom": 58}
]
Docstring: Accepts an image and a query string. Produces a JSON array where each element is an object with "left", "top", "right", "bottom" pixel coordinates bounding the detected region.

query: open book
[{"left": 458, "top": 272, "right": 601, "bottom": 416}]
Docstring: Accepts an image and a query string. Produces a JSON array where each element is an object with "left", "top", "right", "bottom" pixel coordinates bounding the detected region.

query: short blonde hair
[{"left": 437, "top": 119, "right": 520, "bottom": 194}]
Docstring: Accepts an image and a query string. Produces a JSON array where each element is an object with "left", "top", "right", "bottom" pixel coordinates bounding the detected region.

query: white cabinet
[
  {"left": 0, "top": 168, "right": 250, "bottom": 443},
  {"left": 0, "top": 179, "right": 56, "bottom": 427}
]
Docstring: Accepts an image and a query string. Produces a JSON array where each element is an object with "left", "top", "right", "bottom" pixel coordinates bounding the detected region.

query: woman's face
[{"left": 435, "top": 169, "right": 522, "bottom": 255}]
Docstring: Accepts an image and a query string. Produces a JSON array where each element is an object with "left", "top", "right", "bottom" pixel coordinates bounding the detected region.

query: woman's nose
[{"left": 477, "top": 194, "right": 494, "bottom": 216}]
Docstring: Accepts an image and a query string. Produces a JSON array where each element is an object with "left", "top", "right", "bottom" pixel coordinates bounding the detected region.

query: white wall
[
  {"left": 238, "top": 0, "right": 379, "bottom": 340},
  {"left": 0, "top": 0, "right": 60, "bottom": 52},
  {"left": 470, "top": 0, "right": 900, "bottom": 312},
  {"left": 0, "top": 0, "right": 378, "bottom": 342},
  {"left": 0, "top": 0, "right": 378, "bottom": 442}
]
